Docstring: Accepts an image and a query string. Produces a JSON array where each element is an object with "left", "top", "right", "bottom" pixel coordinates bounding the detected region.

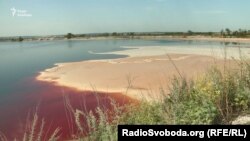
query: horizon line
[{"left": 0, "top": 31, "right": 227, "bottom": 38}]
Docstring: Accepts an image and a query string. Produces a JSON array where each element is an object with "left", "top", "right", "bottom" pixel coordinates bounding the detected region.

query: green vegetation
[
  {"left": 65, "top": 33, "right": 75, "bottom": 39},
  {"left": 18, "top": 36, "right": 24, "bottom": 42},
  {"left": 9, "top": 36, "right": 24, "bottom": 42},
  {"left": 221, "top": 28, "right": 250, "bottom": 38},
  {"left": 1, "top": 28, "right": 250, "bottom": 42},
  {"left": 73, "top": 29, "right": 250, "bottom": 38},
  {"left": 166, "top": 65, "right": 250, "bottom": 124}
]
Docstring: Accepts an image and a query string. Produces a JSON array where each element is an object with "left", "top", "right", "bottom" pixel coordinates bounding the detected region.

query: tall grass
[
  {"left": 0, "top": 112, "right": 61, "bottom": 141},
  {"left": 165, "top": 59, "right": 250, "bottom": 124},
  {"left": 23, "top": 113, "right": 60, "bottom": 141}
]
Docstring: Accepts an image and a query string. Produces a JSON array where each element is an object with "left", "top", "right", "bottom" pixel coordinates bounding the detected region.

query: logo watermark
[{"left": 10, "top": 7, "right": 32, "bottom": 17}]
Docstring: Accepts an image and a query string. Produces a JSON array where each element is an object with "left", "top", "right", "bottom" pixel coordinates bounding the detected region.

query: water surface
[{"left": 0, "top": 39, "right": 250, "bottom": 139}]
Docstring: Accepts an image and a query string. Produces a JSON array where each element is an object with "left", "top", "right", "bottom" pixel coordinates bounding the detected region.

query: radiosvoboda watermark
[{"left": 10, "top": 7, "right": 32, "bottom": 17}]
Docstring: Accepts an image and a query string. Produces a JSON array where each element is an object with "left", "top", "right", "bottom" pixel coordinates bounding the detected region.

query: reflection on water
[{"left": 67, "top": 40, "right": 73, "bottom": 48}]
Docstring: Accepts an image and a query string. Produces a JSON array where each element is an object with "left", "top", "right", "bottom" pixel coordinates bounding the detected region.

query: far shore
[
  {"left": 65, "top": 36, "right": 250, "bottom": 43},
  {"left": 2, "top": 35, "right": 250, "bottom": 43}
]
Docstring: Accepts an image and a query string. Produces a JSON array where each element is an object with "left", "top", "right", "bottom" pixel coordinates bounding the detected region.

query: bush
[
  {"left": 163, "top": 59, "right": 250, "bottom": 124},
  {"left": 164, "top": 77, "right": 218, "bottom": 124},
  {"left": 120, "top": 102, "right": 166, "bottom": 124}
]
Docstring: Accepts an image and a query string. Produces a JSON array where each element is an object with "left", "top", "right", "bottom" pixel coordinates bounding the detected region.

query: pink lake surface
[{"left": 0, "top": 77, "right": 135, "bottom": 140}]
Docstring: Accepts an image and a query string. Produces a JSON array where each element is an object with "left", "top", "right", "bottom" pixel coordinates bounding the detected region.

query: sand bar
[
  {"left": 94, "top": 45, "right": 250, "bottom": 60},
  {"left": 37, "top": 52, "right": 230, "bottom": 101}
]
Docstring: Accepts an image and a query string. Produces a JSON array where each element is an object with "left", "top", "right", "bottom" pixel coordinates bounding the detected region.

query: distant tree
[
  {"left": 103, "top": 33, "right": 109, "bottom": 37},
  {"left": 112, "top": 32, "right": 117, "bottom": 36},
  {"left": 232, "top": 31, "right": 239, "bottom": 37},
  {"left": 208, "top": 32, "right": 213, "bottom": 36},
  {"left": 225, "top": 28, "right": 231, "bottom": 36},
  {"left": 128, "top": 32, "right": 135, "bottom": 38},
  {"left": 239, "top": 29, "right": 247, "bottom": 37},
  {"left": 18, "top": 37, "right": 24, "bottom": 42},
  {"left": 66, "top": 33, "right": 74, "bottom": 39},
  {"left": 239, "top": 28, "right": 242, "bottom": 33},
  {"left": 128, "top": 32, "right": 135, "bottom": 36},
  {"left": 187, "top": 30, "right": 193, "bottom": 35},
  {"left": 80, "top": 34, "right": 86, "bottom": 38}
]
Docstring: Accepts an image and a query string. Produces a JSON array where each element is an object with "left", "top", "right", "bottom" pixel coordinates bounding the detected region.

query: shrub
[
  {"left": 165, "top": 77, "right": 218, "bottom": 124},
  {"left": 120, "top": 102, "right": 166, "bottom": 124}
]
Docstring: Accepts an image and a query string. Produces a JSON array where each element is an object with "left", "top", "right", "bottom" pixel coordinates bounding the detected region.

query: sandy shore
[{"left": 37, "top": 53, "right": 228, "bottom": 101}]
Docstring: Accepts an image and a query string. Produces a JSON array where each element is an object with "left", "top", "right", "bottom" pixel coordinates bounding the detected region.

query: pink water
[{"left": 0, "top": 77, "right": 135, "bottom": 140}]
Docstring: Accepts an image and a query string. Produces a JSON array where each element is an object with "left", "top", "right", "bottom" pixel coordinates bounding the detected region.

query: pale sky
[{"left": 0, "top": 0, "right": 250, "bottom": 37}]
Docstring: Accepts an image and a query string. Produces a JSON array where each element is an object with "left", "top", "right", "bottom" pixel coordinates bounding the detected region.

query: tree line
[
  {"left": 65, "top": 29, "right": 250, "bottom": 39},
  {"left": 2, "top": 29, "right": 250, "bottom": 42},
  {"left": 221, "top": 28, "right": 250, "bottom": 38}
]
